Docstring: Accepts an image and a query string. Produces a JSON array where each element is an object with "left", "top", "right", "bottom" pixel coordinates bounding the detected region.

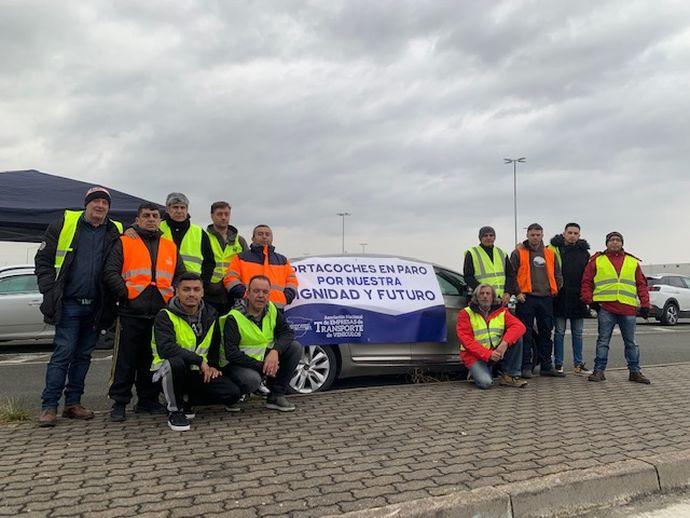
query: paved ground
[{"left": 2, "top": 363, "right": 690, "bottom": 517}]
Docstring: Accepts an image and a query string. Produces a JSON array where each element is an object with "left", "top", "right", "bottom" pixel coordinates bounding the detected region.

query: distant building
[{"left": 642, "top": 263, "right": 690, "bottom": 276}]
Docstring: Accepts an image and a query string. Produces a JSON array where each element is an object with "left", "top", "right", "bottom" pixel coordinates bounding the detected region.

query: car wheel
[
  {"left": 289, "top": 345, "right": 337, "bottom": 394},
  {"left": 661, "top": 302, "right": 679, "bottom": 326}
]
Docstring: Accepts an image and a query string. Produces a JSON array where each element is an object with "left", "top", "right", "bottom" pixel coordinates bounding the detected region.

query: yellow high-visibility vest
[
  {"left": 593, "top": 255, "right": 639, "bottom": 306},
  {"left": 54, "top": 210, "right": 123, "bottom": 277},
  {"left": 150, "top": 309, "right": 215, "bottom": 370},
  {"left": 218, "top": 302, "right": 277, "bottom": 367},
  {"left": 160, "top": 221, "right": 203, "bottom": 274},
  {"left": 466, "top": 246, "right": 506, "bottom": 296},
  {"left": 460, "top": 307, "right": 506, "bottom": 351},
  {"left": 208, "top": 231, "right": 243, "bottom": 283}
]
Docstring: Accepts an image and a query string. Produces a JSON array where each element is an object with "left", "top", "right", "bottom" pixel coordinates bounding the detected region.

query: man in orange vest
[
  {"left": 223, "top": 224, "right": 298, "bottom": 310},
  {"left": 104, "top": 202, "right": 185, "bottom": 422},
  {"left": 510, "top": 223, "right": 563, "bottom": 379}
]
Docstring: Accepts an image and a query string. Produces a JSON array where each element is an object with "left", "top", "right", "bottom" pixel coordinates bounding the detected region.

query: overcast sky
[{"left": 1, "top": 0, "right": 689, "bottom": 269}]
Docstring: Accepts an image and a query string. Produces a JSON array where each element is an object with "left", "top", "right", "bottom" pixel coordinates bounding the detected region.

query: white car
[
  {"left": 0, "top": 265, "right": 53, "bottom": 344},
  {"left": 646, "top": 274, "right": 690, "bottom": 325}
]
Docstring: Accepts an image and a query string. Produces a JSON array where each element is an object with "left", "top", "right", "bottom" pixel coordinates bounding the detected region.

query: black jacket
[
  {"left": 34, "top": 213, "right": 121, "bottom": 328},
  {"left": 204, "top": 224, "right": 248, "bottom": 306},
  {"left": 549, "top": 235, "right": 591, "bottom": 318},
  {"left": 162, "top": 214, "right": 214, "bottom": 287},
  {"left": 153, "top": 299, "right": 220, "bottom": 367},
  {"left": 103, "top": 225, "right": 186, "bottom": 319},
  {"left": 221, "top": 300, "right": 296, "bottom": 370}
]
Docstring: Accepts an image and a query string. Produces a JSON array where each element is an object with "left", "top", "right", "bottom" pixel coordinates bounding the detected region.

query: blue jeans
[
  {"left": 41, "top": 302, "right": 98, "bottom": 409},
  {"left": 469, "top": 341, "right": 522, "bottom": 389},
  {"left": 554, "top": 317, "right": 584, "bottom": 367},
  {"left": 593, "top": 308, "right": 640, "bottom": 373}
]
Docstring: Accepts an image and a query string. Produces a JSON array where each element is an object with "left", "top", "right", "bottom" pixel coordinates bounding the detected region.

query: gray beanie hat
[
  {"left": 166, "top": 192, "right": 189, "bottom": 207},
  {"left": 478, "top": 226, "right": 496, "bottom": 239}
]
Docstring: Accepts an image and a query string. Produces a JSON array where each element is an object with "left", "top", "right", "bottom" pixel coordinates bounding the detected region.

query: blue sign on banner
[{"left": 285, "top": 257, "right": 446, "bottom": 345}]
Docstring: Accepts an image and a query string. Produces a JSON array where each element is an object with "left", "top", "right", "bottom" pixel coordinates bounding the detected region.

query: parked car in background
[
  {"left": 0, "top": 264, "right": 113, "bottom": 347},
  {"left": 287, "top": 255, "right": 469, "bottom": 394},
  {"left": 646, "top": 274, "right": 690, "bottom": 325}
]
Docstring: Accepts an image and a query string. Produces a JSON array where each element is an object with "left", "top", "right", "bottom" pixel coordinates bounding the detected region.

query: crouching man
[
  {"left": 152, "top": 272, "right": 241, "bottom": 431},
  {"left": 219, "top": 275, "right": 302, "bottom": 411},
  {"left": 457, "top": 284, "right": 528, "bottom": 389}
]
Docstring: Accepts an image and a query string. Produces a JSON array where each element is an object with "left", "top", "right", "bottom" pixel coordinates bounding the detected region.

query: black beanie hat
[
  {"left": 478, "top": 226, "right": 496, "bottom": 239},
  {"left": 84, "top": 186, "right": 111, "bottom": 206},
  {"left": 606, "top": 231, "right": 623, "bottom": 245}
]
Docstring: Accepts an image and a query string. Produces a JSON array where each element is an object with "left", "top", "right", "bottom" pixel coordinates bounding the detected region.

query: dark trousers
[
  {"left": 41, "top": 302, "right": 98, "bottom": 409},
  {"left": 517, "top": 295, "right": 555, "bottom": 371},
  {"left": 154, "top": 357, "right": 241, "bottom": 411},
  {"left": 108, "top": 316, "right": 160, "bottom": 405},
  {"left": 221, "top": 341, "right": 302, "bottom": 396}
]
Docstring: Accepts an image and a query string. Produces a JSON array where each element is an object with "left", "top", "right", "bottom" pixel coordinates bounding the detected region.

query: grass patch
[
  {"left": 408, "top": 368, "right": 459, "bottom": 384},
  {"left": 0, "top": 397, "right": 31, "bottom": 423}
]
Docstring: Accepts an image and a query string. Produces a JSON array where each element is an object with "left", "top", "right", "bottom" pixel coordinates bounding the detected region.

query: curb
[{"left": 334, "top": 452, "right": 690, "bottom": 518}]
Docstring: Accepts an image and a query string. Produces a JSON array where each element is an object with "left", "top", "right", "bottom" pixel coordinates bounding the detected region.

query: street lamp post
[
  {"left": 359, "top": 242, "right": 368, "bottom": 254},
  {"left": 504, "top": 157, "right": 526, "bottom": 246},
  {"left": 336, "top": 212, "right": 351, "bottom": 254}
]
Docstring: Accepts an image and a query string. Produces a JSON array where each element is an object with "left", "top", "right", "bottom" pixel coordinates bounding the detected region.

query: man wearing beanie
[
  {"left": 581, "top": 231, "right": 651, "bottom": 384},
  {"left": 463, "top": 226, "right": 518, "bottom": 304},
  {"left": 35, "top": 186, "right": 123, "bottom": 427},
  {"left": 159, "top": 193, "right": 214, "bottom": 290}
]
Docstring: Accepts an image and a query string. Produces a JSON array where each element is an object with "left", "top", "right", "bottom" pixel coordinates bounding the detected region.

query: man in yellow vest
[
  {"left": 457, "top": 284, "right": 527, "bottom": 389},
  {"left": 463, "top": 226, "right": 518, "bottom": 304},
  {"left": 35, "top": 187, "right": 122, "bottom": 427},
  {"left": 219, "top": 275, "right": 302, "bottom": 411},
  {"left": 205, "top": 201, "right": 248, "bottom": 314},
  {"left": 159, "top": 192, "right": 214, "bottom": 287},
  {"left": 581, "top": 231, "right": 651, "bottom": 384},
  {"left": 510, "top": 223, "right": 563, "bottom": 379},
  {"left": 104, "top": 202, "right": 186, "bottom": 422},
  {"left": 151, "top": 272, "right": 241, "bottom": 431}
]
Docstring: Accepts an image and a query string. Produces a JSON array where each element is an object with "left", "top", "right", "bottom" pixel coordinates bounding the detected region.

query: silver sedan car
[
  {"left": 287, "top": 255, "right": 469, "bottom": 394},
  {"left": 0, "top": 265, "right": 53, "bottom": 345}
]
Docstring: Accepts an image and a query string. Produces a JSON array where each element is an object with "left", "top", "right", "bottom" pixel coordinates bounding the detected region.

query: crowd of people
[
  {"left": 460, "top": 223, "right": 651, "bottom": 389},
  {"left": 33, "top": 186, "right": 652, "bottom": 431}
]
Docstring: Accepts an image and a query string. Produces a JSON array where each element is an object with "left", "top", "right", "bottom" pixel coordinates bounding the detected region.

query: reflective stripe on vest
[
  {"left": 150, "top": 309, "right": 215, "bottom": 370},
  {"left": 460, "top": 307, "right": 506, "bottom": 351},
  {"left": 160, "top": 221, "right": 204, "bottom": 273},
  {"left": 592, "top": 255, "right": 639, "bottom": 306},
  {"left": 120, "top": 235, "right": 177, "bottom": 302},
  {"left": 546, "top": 244, "right": 562, "bottom": 268},
  {"left": 218, "top": 302, "right": 277, "bottom": 367},
  {"left": 516, "top": 246, "right": 558, "bottom": 295},
  {"left": 467, "top": 246, "right": 506, "bottom": 296},
  {"left": 54, "top": 210, "right": 123, "bottom": 277},
  {"left": 208, "top": 231, "right": 243, "bottom": 283}
]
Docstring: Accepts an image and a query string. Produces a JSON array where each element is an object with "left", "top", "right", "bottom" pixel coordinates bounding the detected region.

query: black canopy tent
[{"left": 0, "top": 169, "right": 164, "bottom": 242}]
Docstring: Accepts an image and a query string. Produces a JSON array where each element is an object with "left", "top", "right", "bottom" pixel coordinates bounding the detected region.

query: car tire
[
  {"left": 661, "top": 302, "right": 679, "bottom": 326},
  {"left": 289, "top": 345, "right": 338, "bottom": 394}
]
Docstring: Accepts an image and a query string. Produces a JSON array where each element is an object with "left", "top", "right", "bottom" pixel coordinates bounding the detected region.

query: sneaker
[
  {"left": 588, "top": 370, "right": 606, "bottom": 382},
  {"left": 265, "top": 395, "right": 296, "bottom": 412},
  {"left": 110, "top": 403, "right": 126, "bottom": 422},
  {"left": 629, "top": 371, "right": 651, "bottom": 384},
  {"left": 134, "top": 400, "right": 167, "bottom": 415},
  {"left": 167, "top": 411, "right": 190, "bottom": 432},
  {"left": 573, "top": 363, "right": 592, "bottom": 375},
  {"left": 224, "top": 403, "right": 242, "bottom": 413},
  {"left": 182, "top": 403, "right": 195, "bottom": 419},
  {"left": 255, "top": 382, "right": 271, "bottom": 397},
  {"left": 521, "top": 368, "right": 533, "bottom": 379},
  {"left": 540, "top": 369, "right": 566, "bottom": 378},
  {"left": 497, "top": 374, "right": 528, "bottom": 388},
  {"left": 38, "top": 408, "right": 57, "bottom": 428},
  {"left": 555, "top": 364, "right": 564, "bottom": 373}
]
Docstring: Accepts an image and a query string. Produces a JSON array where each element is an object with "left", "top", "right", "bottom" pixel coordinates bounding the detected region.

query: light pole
[
  {"left": 359, "top": 242, "right": 368, "bottom": 254},
  {"left": 504, "top": 157, "right": 526, "bottom": 246},
  {"left": 336, "top": 212, "right": 351, "bottom": 254}
]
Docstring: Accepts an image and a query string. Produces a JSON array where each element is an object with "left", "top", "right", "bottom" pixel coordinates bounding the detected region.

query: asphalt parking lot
[{"left": 1, "top": 320, "right": 689, "bottom": 412}]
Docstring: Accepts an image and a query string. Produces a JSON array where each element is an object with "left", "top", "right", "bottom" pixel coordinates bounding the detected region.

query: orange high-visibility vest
[
  {"left": 121, "top": 235, "right": 177, "bottom": 302},
  {"left": 516, "top": 246, "right": 558, "bottom": 295}
]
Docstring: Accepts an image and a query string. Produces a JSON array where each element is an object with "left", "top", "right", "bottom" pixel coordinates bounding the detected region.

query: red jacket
[
  {"left": 456, "top": 304, "right": 526, "bottom": 368},
  {"left": 580, "top": 250, "right": 649, "bottom": 316}
]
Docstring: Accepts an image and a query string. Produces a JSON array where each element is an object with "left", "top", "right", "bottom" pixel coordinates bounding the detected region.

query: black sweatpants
[
  {"left": 109, "top": 316, "right": 160, "bottom": 405},
  {"left": 154, "top": 356, "right": 241, "bottom": 411}
]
